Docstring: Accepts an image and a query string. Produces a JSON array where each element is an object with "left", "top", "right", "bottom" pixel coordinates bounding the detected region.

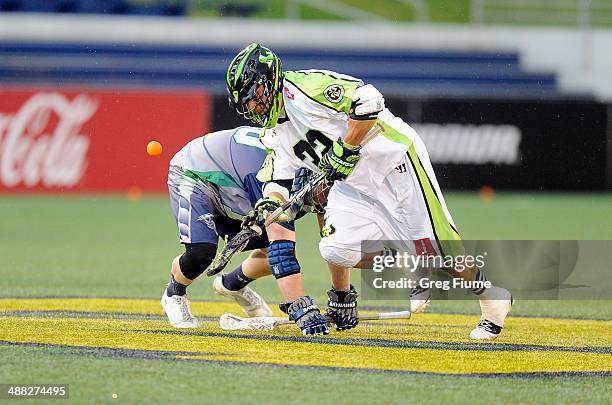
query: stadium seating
[
  {"left": 0, "top": 42, "right": 557, "bottom": 97},
  {"left": 0, "top": 0, "right": 185, "bottom": 15}
]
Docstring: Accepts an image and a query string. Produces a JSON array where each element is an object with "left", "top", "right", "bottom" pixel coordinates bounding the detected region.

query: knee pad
[
  {"left": 319, "top": 243, "right": 361, "bottom": 268},
  {"left": 179, "top": 242, "right": 217, "bottom": 280},
  {"left": 268, "top": 240, "right": 301, "bottom": 279}
]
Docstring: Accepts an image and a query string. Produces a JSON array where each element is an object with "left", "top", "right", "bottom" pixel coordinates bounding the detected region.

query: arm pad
[{"left": 350, "top": 84, "right": 385, "bottom": 120}]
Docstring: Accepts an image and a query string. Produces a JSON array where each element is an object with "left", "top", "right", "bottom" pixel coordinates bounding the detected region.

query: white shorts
[{"left": 319, "top": 135, "right": 461, "bottom": 268}]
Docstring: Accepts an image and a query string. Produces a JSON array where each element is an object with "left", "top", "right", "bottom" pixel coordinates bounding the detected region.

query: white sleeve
[{"left": 262, "top": 181, "right": 290, "bottom": 200}]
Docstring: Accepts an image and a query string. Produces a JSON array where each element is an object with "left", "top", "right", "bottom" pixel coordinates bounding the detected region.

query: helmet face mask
[
  {"left": 234, "top": 77, "right": 274, "bottom": 127},
  {"left": 226, "top": 43, "right": 283, "bottom": 128}
]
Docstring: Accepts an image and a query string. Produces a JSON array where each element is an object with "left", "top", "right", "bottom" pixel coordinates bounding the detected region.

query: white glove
[{"left": 350, "top": 84, "right": 385, "bottom": 120}]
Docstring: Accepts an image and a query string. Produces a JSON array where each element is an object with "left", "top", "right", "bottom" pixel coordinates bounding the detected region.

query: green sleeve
[{"left": 256, "top": 149, "right": 275, "bottom": 182}]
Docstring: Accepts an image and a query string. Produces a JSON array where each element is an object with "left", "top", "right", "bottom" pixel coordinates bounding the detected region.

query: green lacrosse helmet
[{"left": 226, "top": 43, "right": 284, "bottom": 128}]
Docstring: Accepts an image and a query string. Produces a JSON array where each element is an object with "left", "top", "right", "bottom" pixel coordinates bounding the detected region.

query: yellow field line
[
  {"left": 1, "top": 298, "right": 610, "bottom": 348},
  {"left": 0, "top": 316, "right": 609, "bottom": 375}
]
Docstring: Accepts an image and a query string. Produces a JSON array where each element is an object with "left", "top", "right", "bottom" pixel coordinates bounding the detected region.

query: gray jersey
[{"left": 168, "top": 127, "right": 267, "bottom": 219}]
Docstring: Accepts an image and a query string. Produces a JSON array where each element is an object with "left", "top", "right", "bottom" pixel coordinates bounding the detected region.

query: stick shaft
[
  {"left": 263, "top": 172, "right": 326, "bottom": 226},
  {"left": 274, "top": 310, "right": 411, "bottom": 326},
  {"left": 360, "top": 310, "right": 412, "bottom": 320}
]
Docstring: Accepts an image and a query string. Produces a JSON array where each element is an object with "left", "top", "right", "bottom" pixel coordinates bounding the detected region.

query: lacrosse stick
[
  {"left": 219, "top": 310, "right": 411, "bottom": 331},
  {"left": 206, "top": 172, "right": 327, "bottom": 276}
]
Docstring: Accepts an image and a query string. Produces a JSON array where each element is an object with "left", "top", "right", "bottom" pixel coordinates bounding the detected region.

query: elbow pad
[{"left": 349, "top": 84, "right": 385, "bottom": 120}]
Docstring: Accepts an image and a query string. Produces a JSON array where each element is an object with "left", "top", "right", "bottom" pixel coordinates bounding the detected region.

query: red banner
[{"left": 0, "top": 87, "right": 209, "bottom": 193}]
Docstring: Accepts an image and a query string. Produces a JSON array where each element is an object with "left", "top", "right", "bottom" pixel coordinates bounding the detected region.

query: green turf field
[{"left": 1, "top": 193, "right": 611, "bottom": 403}]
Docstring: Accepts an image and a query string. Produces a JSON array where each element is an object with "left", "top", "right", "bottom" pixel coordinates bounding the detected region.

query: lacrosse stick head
[
  {"left": 290, "top": 169, "right": 329, "bottom": 214},
  {"left": 219, "top": 313, "right": 287, "bottom": 331},
  {"left": 206, "top": 227, "right": 260, "bottom": 276},
  {"left": 311, "top": 179, "right": 331, "bottom": 213}
]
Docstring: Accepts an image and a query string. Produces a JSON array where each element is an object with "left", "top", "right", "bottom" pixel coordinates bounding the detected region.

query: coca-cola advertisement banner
[{"left": 0, "top": 88, "right": 210, "bottom": 193}]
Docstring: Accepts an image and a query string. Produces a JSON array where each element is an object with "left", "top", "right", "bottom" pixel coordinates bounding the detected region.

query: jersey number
[
  {"left": 233, "top": 129, "right": 266, "bottom": 150},
  {"left": 293, "top": 130, "right": 333, "bottom": 166}
]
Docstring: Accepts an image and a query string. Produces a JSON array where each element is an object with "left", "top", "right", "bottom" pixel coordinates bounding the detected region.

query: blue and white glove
[
  {"left": 326, "top": 285, "right": 359, "bottom": 331},
  {"left": 281, "top": 296, "right": 329, "bottom": 336}
]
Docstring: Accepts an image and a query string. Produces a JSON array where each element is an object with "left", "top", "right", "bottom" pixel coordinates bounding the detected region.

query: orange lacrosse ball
[{"left": 147, "top": 140, "right": 163, "bottom": 156}]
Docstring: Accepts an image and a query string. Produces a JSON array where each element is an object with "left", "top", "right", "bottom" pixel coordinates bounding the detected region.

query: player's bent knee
[
  {"left": 179, "top": 242, "right": 217, "bottom": 280},
  {"left": 319, "top": 243, "right": 361, "bottom": 268},
  {"left": 268, "top": 240, "right": 300, "bottom": 279}
]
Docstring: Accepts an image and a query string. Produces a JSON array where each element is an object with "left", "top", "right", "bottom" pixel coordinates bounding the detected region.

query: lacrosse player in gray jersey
[{"left": 162, "top": 126, "right": 330, "bottom": 335}]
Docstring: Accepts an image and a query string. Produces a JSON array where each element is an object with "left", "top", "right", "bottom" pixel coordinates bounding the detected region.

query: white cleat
[
  {"left": 410, "top": 286, "right": 431, "bottom": 313},
  {"left": 406, "top": 265, "right": 431, "bottom": 313},
  {"left": 161, "top": 290, "right": 200, "bottom": 328},
  {"left": 213, "top": 275, "right": 272, "bottom": 317},
  {"left": 469, "top": 286, "right": 514, "bottom": 340}
]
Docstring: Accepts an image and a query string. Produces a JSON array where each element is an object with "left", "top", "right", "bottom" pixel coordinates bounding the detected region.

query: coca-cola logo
[{"left": 0, "top": 93, "right": 97, "bottom": 188}]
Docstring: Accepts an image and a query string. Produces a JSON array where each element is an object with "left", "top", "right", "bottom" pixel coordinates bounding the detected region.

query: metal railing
[
  {"left": 470, "top": 0, "right": 612, "bottom": 27},
  {"left": 187, "top": 0, "right": 610, "bottom": 27},
  {"left": 286, "top": 0, "right": 429, "bottom": 22}
]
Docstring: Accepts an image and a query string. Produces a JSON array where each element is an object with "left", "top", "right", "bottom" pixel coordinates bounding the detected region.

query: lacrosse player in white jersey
[{"left": 226, "top": 43, "right": 513, "bottom": 340}]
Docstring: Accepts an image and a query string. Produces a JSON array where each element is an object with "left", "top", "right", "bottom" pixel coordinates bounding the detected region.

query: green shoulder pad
[{"left": 284, "top": 71, "right": 361, "bottom": 114}]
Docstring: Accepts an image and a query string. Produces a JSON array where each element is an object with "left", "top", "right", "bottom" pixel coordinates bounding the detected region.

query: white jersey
[{"left": 258, "top": 69, "right": 420, "bottom": 198}]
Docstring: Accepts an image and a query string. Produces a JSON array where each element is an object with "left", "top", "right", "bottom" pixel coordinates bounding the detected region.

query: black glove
[
  {"left": 318, "top": 138, "right": 361, "bottom": 182},
  {"left": 241, "top": 197, "right": 288, "bottom": 229},
  {"left": 325, "top": 285, "right": 359, "bottom": 331},
  {"left": 282, "top": 296, "right": 329, "bottom": 336}
]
